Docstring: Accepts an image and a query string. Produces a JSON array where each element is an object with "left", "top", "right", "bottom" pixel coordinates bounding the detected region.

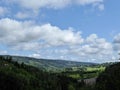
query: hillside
[
  {"left": 0, "top": 55, "right": 97, "bottom": 71},
  {"left": 0, "top": 56, "right": 83, "bottom": 90},
  {"left": 0, "top": 55, "right": 118, "bottom": 90},
  {"left": 0, "top": 56, "right": 53, "bottom": 90},
  {"left": 96, "top": 62, "right": 120, "bottom": 90}
]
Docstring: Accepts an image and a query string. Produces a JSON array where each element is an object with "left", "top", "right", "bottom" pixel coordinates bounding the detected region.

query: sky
[{"left": 0, "top": 0, "right": 120, "bottom": 63}]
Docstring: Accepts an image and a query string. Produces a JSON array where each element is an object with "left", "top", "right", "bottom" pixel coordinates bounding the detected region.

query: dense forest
[
  {"left": 0, "top": 56, "right": 84, "bottom": 90},
  {"left": 0, "top": 56, "right": 120, "bottom": 90},
  {"left": 96, "top": 62, "right": 120, "bottom": 90}
]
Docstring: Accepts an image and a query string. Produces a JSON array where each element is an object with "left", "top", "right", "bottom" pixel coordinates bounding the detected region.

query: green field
[
  {"left": 86, "top": 66, "right": 105, "bottom": 72},
  {"left": 69, "top": 74, "right": 81, "bottom": 79},
  {"left": 65, "top": 66, "right": 105, "bottom": 79}
]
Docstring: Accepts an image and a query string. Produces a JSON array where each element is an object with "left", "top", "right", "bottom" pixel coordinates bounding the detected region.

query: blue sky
[{"left": 0, "top": 0, "right": 120, "bottom": 63}]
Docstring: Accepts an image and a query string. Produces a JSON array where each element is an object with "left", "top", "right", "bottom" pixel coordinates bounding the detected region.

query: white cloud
[
  {"left": 7, "top": 0, "right": 104, "bottom": 10},
  {"left": 0, "top": 18, "right": 115, "bottom": 62},
  {"left": 114, "top": 33, "right": 120, "bottom": 43},
  {"left": 92, "top": 2, "right": 104, "bottom": 11},
  {"left": 29, "top": 53, "right": 41, "bottom": 58},
  {"left": 86, "top": 34, "right": 112, "bottom": 55},
  {"left": 69, "top": 34, "right": 113, "bottom": 59},
  {"left": 18, "top": 0, "right": 71, "bottom": 10},
  {"left": 2, "top": 0, "right": 105, "bottom": 19},
  {"left": 0, "top": 50, "right": 8, "bottom": 55},
  {"left": 76, "top": 0, "right": 103, "bottom": 5},
  {"left": 33, "top": 34, "right": 113, "bottom": 62},
  {"left": 0, "top": 18, "right": 83, "bottom": 50},
  {"left": 13, "top": 42, "right": 41, "bottom": 51},
  {"left": 0, "top": 7, "right": 8, "bottom": 16},
  {"left": 15, "top": 12, "right": 31, "bottom": 19},
  {"left": 113, "top": 33, "right": 120, "bottom": 51},
  {"left": 98, "top": 4, "right": 104, "bottom": 11}
]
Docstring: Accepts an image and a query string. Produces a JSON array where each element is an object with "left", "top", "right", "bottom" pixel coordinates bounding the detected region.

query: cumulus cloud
[
  {"left": 98, "top": 4, "right": 104, "bottom": 11},
  {"left": 113, "top": 33, "right": 120, "bottom": 51},
  {"left": 29, "top": 53, "right": 41, "bottom": 58},
  {"left": 76, "top": 0, "right": 103, "bottom": 5},
  {"left": 113, "top": 33, "right": 120, "bottom": 43},
  {"left": 17, "top": 0, "right": 71, "bottom": 10},
  {"left": 0, "top": 18, "right": 83, "bottom": 50},
  {"left": 0, "top": 18, "right": 114, "bottom": 62},
  {"left": 85, "top": 34, "right": 112, "bottom": 55},
  {"left": 30, "top": 34, "right": 113, "bottom": 62},
  {"left": 0, "top": 7, "right": 8, "bottom": 16},
  {"left": 0, "top": 50, "right": 8, "bottom": 55},
  {"left": 68, "top": 34, "right": 113, "bottom": 61},
  {"left": 7, "top": 0, "right": 104, "bottom": 10},
  {"left": 1, "top": 0, "right": 105, "bottom": 19},
  {"left": 92, "top": 2, "right": 104, "bottom": 11},
  {"left": 15, "top": 12, "right": 31, "bottom": 19}
]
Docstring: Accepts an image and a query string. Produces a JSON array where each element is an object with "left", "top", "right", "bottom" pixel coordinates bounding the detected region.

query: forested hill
[
  {"left": 0, "top": 56, "right": 83, "bottom": 90},
  {"left": 0, "top": 55, "right": 119, "bottom": 90},
  {"left": 96, "top": 62, "right": 120, "bottom": 90},
  {"left": 0, "top": 55, "right": 97, "bottom": 70}
]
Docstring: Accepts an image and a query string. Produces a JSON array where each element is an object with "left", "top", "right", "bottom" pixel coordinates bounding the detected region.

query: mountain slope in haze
[{"left": 0, "top": 55, "right": 97, "bottom": 71}]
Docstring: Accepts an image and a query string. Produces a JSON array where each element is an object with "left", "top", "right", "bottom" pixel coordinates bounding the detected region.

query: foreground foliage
[{"left": 96, "top": 62, "right": 120, "bottom": 90}]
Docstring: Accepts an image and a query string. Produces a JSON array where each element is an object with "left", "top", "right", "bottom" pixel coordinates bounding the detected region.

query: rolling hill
[{"left": 0, "top": 55, "right": 97, "bottom": 71}]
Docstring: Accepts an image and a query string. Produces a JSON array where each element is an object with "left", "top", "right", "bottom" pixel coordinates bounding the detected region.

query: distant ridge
[{"left": 0, "top": 55, "right": 97, "bottom": 71}]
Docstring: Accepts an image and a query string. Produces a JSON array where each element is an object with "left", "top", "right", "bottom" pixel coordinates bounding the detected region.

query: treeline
[
  {"left": 0, "top": 56, "right": 84, "bottom": 90},
  {"left": 95, "top": 62, "right": 120, "bottom": 90}
]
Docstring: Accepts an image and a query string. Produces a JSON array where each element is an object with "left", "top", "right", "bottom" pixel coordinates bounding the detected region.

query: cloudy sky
[{"left": 0, "top": 0, "right": 120, "bottom": 63}]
